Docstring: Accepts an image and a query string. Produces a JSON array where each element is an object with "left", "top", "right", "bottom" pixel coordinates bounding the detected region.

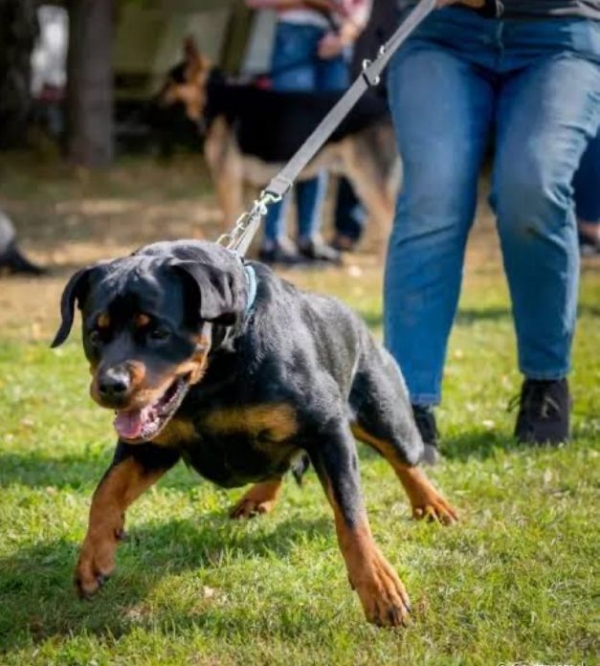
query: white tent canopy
[{"left": 33, "top": 1, "right": 276, "bottom": 101}]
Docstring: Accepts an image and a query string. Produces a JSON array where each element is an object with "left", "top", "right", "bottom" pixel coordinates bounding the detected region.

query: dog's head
[
  {"left": 159, "top": 49, "right": 213, "bottom": 123},
  {"left": 52, "top": 249, "right": 248, "bottom": 443}
]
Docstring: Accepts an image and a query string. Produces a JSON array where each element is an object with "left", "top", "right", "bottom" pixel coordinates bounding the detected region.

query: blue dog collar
[{"left": 244, "top": 264, "right": 258, "bottom": 316}]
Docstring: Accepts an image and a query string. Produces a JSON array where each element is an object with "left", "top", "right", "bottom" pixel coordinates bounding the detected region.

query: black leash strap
[{"left": 220, "top": 0, "right": 437, "bottom": 256}]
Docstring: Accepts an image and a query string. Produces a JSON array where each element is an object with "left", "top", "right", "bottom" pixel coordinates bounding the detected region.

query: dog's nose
[{"left": 98, "top": 367, "right": 131, "bottom": 401}]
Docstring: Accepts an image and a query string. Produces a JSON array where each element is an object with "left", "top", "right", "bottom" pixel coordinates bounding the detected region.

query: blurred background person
[{"left": 246, "top": 0, "right": 372, "bottom": 265}]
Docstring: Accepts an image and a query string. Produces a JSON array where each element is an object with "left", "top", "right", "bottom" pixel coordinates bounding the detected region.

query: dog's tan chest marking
[
  {"left": 152, "top": 418, "right": 198, "bottom": 447},
  {"left": 201, "top": 404, "right": 298, "bottom": 445}
]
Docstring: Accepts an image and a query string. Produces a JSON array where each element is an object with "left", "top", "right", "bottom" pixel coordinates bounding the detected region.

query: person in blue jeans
[
  {"left": 384, "top": 0, "right": 600, "bottom": 462},
  {"left": 574, "top": 130, "right": 600, "bottom": 255},
  {"left": 246, "top": 0, "right": 372, "bottom": 265}
]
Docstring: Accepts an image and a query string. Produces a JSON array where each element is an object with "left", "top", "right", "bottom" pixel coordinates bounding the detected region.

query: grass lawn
[{"left": 0, "top": 157, "right": 598, "bottom": 665}]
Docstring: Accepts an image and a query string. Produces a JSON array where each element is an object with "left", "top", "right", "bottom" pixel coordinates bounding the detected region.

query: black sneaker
[
  {"left": 298, "top": 239, "right": 343, "bottom": 265},
  {"left": 412, "top": 404, "right": 439, "bottom": 466},
  {"left": 579, "top": 232, "right": 600, "bottom": 257},
  {"left": 512, "top": 378, "right": 571, "bottom": 445},
  {"left": 258, "top": 239, "right": 300, "bottom": 266},
  {"left": 330, "top": 234, "right": 358, "bottom": 253}
]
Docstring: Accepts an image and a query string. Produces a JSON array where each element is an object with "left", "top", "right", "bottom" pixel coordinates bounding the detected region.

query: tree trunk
[
  {"left": 0, "top": 0, "right": 39, "bottom": 149},
  {"left": 67, "top": 0, "right": 114, "bottom": 167}
]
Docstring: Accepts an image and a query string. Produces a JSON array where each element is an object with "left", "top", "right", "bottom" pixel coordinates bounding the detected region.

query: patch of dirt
[{"left": 1, "top": 154, "right": 595, "bottom": 343}]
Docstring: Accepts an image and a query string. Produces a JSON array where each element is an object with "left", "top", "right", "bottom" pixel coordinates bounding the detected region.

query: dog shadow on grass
[
  {"left": 0, "top": 448, "right": 206, "bottom": 492},
  {"left": 0, "top": 510, "right": 333, "bottom": 655},
  {"left": 357, "top": 426, "right": 581, "bottom": 465},
  {"left": 355, "top": 429, "right": 525, "bottom": 465},
  {"left": 359, "top": 306, "right": 513, "bottom": 331},
  {"left": 0, "top": 426, "right": 563, "bottom": 496},
  {"left": 436, "top": 431, "right": 525, "bottom": 462}
]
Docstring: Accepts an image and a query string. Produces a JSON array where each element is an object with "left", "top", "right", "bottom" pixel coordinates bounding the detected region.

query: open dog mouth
[{"left": 113, "top": 375, "right": 190, "bottom": 442}]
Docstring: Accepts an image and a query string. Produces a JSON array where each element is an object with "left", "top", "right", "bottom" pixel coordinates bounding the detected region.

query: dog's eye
[
  {"left": 89, "top": 330, "right": 102, "bottom": 346},
  {"left": 148, "top": 327, "right": 171, "bottom": 342}
]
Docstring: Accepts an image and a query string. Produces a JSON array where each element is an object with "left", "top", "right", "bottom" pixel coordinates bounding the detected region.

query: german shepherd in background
[{"left": 159, "top": 53, "right": 400, "bottom": 248}]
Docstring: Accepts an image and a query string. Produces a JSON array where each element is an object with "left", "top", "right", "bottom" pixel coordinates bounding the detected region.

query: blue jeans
[
  {"left": 384, "top": 8, "right": 600, "bottom": 406},
  {"left": 574, "top": 130, "right": 600, "bottom": 222},
  {"left": 334, "top": 177, "right": 366, "bottom": 242},
  {"left": 264, "top": 22, "right": 351, "bottom": 245}
]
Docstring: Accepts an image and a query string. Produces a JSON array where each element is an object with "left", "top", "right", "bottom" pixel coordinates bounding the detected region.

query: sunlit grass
[{"left": 0, "top": 156, "right": 598, "bottom": 664}]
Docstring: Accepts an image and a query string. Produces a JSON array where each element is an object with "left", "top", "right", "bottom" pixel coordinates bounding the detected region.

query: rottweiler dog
[{"left": 52, "top": 240, "right": 457, "bottom": 627}]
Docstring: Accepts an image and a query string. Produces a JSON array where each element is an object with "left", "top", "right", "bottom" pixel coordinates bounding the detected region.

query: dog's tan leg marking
[
  {"left": 205, "top": 116, "right": 244, "bottom": 230},
  {"left": 75, "top": 458, "right": 167, "bottom": 598},
  {"left": 229, "top": 478, "right": 283, "bottom": 519},
  {"left": 351, "top": 425, "right": 458, "bottom": 525},
  {"left": 325, "top": 485, "right": 411, "bottom": 627},
  {"left": 340, "top": 129, "right": 399, "bottom": 255}
]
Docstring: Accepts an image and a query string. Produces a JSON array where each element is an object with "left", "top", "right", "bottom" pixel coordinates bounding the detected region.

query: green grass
[{"left": 0, "top": 245, "right": 599, "bottom": 665}]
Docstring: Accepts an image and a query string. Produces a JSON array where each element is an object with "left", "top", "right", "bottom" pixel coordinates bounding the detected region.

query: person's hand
[
  {"left": 436, "top": 0, "right": 485, "bottom": 7},
  {"left": 318, "top": 32, "right": 346, "bottom": 59}
]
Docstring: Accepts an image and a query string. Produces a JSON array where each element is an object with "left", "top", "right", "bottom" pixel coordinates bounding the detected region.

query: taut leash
[{"left": 218, "top": 0, "right": 437, "bottom": 257}]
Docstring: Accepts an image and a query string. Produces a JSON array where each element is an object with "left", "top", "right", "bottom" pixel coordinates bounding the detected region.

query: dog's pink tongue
[{"left": 114, "top": 410, "right": 144, "bottom": 440}]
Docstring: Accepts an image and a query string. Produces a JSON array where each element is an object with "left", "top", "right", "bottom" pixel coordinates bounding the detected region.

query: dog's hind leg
[
  {"left": 340, "top": 131, "right": 398, "bottom": 253},
  {"left": 74, "top": 441, "right": 180, "bottom": 598},
  {"left": 349, "top": 342, "right": 457, "bottom": 525},
  {"left": 204, "top": 117, "right": 244, "bottom": 230},
  {"left": 229, "top": 478, "right": 283, "bottom": 519}
]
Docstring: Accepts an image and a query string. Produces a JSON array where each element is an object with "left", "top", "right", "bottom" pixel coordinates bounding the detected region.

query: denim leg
[
  {"left": 264, "top": 196, "right": 292, "bottom": 244},
  {"left": 492, "top": 56, "right": 600, "bottom": 379},
  {"left": 266, "top": 22, "right": 339, "bottom": 244},
  {"left": 271, "top": 23, "right": 320, "bottom": 91},
  {"left": 574, "top": 129, "right": 600, "bottom": 223},
  {"left": 296, "top": 172, "right": 328, "bottom": 241},
  {"left": 316, "top": 55, "right": 367, "bottom": 242},
  {"left": 294, "top": 53, "right": 353, "bottom": 242},
  {"left": 384, "top": 42, "right": 494, "bottom": 405},
  {"left": 316, "top": 52, "right": 351, "bottom": 90}
]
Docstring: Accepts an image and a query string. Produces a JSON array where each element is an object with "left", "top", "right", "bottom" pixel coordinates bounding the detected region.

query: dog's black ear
[
  {"left": 171, "top": 261, "right": 244, "bottom": 327},
  {"left": 51, "top": 266, "right": 96, "bottom": 348}
]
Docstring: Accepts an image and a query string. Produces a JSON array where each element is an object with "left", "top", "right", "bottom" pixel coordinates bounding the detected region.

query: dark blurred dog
[
  {"left": 0, "top": 211, "right": 45, "bottom": 276},
  {"left": 53, "top": 240, "right": 456, "bottom": 627},
  {"left": 159, "top": 55, "right": 400, "bottom": 246}
]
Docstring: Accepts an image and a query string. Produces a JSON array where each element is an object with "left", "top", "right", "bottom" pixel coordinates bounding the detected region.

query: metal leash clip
[
  {"left": 218, "top": 190, "right": 282, "bottom": 255},
  {"left": 361, "top": 59, "right": 381, "bottom": 87}
]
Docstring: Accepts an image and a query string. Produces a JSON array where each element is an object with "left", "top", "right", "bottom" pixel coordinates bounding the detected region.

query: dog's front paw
[
  {"left": 412, "top": 494, "right": 458, "bottom": 525},
  {"left": 353, "top": 554, "right": 411, "bottom": 627},
  {"left": 399, "top": 467, "right": 458, "bottom": 526},
  {"left": 229, "top": 497, "right": 274, "bottom": 519},
  {"left": 74, "top": 536, "right": 118, "bottom": 599},
  {"left": 229, "top": 480, "right": 282, "bottom": 519}
]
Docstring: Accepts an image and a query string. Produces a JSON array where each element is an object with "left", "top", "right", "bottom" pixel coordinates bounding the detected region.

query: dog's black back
[{"left": 205, "top": 78, "right": 390, "bottom": 163}]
